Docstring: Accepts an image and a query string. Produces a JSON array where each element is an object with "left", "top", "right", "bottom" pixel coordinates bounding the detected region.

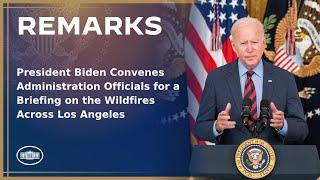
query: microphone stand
[
  {"left": 253, "top": 121, "right": 258, "bottom": 138},
  {"left": 253, "top": 117, "right": 267, "bottom": 138}
]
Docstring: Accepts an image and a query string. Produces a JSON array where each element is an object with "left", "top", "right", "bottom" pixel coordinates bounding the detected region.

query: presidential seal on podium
[{"left": 235, "top": 138, "right": 276, "bottom": 179}]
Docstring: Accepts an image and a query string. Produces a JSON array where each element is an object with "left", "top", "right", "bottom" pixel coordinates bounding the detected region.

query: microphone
[
  {"left": 255, "top": 99, "right": 270, "bottom": 135},
  {"left": 260, "top": 99, "right": 271, "bottom": 128},
  {"left": 241, "top": 98, "right": 252, "bottom": 126}
]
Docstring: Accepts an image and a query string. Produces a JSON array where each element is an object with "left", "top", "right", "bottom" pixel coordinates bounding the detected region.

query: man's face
[{"left": 231, "top": 24, "right": 266, "bottom": 69}]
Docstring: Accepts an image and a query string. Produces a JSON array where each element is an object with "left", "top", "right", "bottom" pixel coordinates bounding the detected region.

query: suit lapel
[
  {"left": 225, "top": 60, "right": 243, "bottom": 112},
  {"left": 262, "top": 61, "right": 274, "bottom": 101}
]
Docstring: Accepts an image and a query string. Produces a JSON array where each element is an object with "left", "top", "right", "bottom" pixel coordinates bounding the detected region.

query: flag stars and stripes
[
  {"left": 207, "top": 10, "right": 216, "bottom": 21},
  {"left": 209, "top": 0, "right": 219, "bottom": 6},
  {"left": 173, "top": 114, "right": 179, "bottom": 122},
  {"left": 307, "top": 111, "right": 314, "bottom": 119},
  {"left": 229, "top": 12, "right": 238, "bottom": 23},
  {"left": 229, "top": 0, "right": 239, "bottom": 9},
  {"left": 306, "top": 108, "right": 320, "bottom": 120},
  {"left": 220, "top": 0, "right": 227, "bottom": 8},
  {"left": 161, "top": 109, "right": 189, "bottom": 124},
  {"left": 274, "top": 47, "right": 299, "bottom": 72},
  {"left": 180, "top": 110, "right": 187, "bottom": 118},
  {"left": 220, "top": 27, "right": 226, "bottom": 36},
  {"left": 193, "top": 0, "right": 247, "bottom": 42},
  {"left": 241, "top": 0, "right": 246, "bottom": 8},
  {"left": 219, "top": 12, "right": 227, "bottom": 23}
]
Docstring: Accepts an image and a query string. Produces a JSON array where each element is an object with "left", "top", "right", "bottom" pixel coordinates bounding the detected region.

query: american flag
[
  {"left": 184, "top": 0, "right": 248, "bottom": 145},
  {"left": 273, "top": 47, "right": 299, "bottom": 73}
]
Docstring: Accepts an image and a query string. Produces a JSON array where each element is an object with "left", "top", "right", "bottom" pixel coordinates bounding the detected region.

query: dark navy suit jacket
[{"left": 195, "top": 60, "right": 308, "bottom": 145}]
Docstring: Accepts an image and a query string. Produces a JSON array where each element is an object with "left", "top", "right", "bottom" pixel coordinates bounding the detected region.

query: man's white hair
[{"left": 230, "top": 17, "right": 265, "bottom": 39}]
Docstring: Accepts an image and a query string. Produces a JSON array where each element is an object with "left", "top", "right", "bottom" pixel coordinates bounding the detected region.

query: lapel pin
[{"left": 268, "top": 80, "right": 272, "bottom": 83}]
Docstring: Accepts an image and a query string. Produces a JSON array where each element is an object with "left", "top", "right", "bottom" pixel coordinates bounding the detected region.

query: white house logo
[{"left": 16, "top": 146, "right": 44, "bottom": 165}]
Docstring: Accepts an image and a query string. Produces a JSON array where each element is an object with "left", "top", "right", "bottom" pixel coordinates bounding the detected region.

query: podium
[{"left": 189, "top": 145, "right": 320, "bottom": 180}]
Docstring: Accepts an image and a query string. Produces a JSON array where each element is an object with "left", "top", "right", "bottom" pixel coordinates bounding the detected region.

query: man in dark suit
[{"left": 195, "top": 17, "right": 308, "bottom": 145}]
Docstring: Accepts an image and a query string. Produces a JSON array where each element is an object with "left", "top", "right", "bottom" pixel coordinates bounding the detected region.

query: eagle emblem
[
  {"left": 235, "top": 138, "right": 276, "bottom": 179},
  {"left": 246, "top": 148, "right": 266, "bottom": 170},
  {"left": 264, "top": 0, "right": 320, "bottom": 78}
]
